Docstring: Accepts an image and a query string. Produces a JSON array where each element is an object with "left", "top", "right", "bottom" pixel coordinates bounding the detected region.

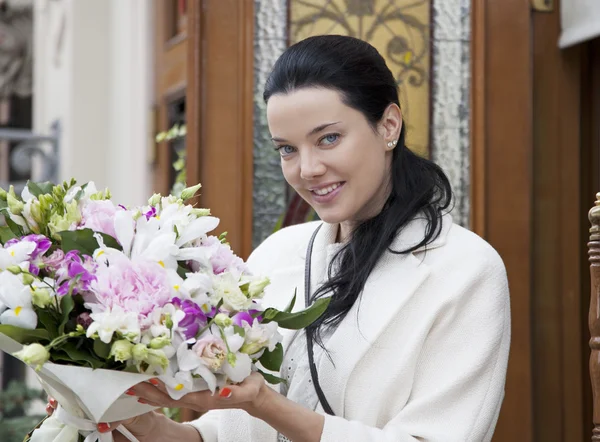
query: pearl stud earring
[{"left": 387, "top": 140, "right": 397, "bottom": 148}]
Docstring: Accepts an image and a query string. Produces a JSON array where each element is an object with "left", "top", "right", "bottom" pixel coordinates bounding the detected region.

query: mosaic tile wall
[
  {"left": 430, "top": 0, "right": 471, "bottom": 227},
  {"left": 252, "top": 0, "right": 289, "bottom": 248}
]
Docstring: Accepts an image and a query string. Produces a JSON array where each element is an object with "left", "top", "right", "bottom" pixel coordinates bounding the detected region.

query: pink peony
[
  {"left": 88, "top": 253, "right": 172, "bottom": 326},
  {"left": 80, "top": 200, "right": 118, "bottom": 239},
  {"left": 192, "top": 336, "right": 227, "bottom": 371},
  {"left": 197, "top": 236, "right": 247, "bottom": 276}
]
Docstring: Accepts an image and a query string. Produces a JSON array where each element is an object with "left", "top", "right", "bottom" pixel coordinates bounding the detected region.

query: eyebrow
[{"left": 271, "top": 121, "right": 341, "bottom": 143}]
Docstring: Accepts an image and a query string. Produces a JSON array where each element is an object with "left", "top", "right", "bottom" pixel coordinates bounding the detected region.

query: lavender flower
[{"left": 6, "top": 234, "right": 51, "bottom": 275}]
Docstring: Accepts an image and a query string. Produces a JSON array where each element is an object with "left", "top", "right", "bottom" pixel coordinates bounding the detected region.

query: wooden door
[
  {"left": 473, "top": 1, "right": 598, "bottom": 440},
  {"left": 186, "top": 0, "right": 254, "bottom": 259}
]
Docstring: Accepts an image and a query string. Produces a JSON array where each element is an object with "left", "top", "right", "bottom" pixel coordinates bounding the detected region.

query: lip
[{"left": 309, "top": 182, "right": 345, "bottom": 204}]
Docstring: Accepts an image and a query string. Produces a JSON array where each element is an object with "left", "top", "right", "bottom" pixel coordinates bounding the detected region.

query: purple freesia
[
  {"left": 55, "top": 250, "right": 97, "bottom": 296},
  {"left": 172, "top": 297, "right": 208, "bottom": 339},
  {"left": 42, "top": 249, "right": 65, "bottom": 274},
  {"left": 232, "top": 311, "right": 253, "bottom": 327},
  {"left": 143, "top": 206, "right": 157, "bottom": 220},
  {"left": 6, "top": 234, "right": 52, "bottom": 275}
]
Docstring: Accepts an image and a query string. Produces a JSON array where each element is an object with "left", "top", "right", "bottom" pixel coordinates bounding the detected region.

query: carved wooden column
[{"left": 589, "top": 193, "right": 600, "bottom": 440}]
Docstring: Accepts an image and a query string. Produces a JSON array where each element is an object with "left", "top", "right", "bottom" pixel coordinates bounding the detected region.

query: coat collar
[{"left": 304, "top": 213, "right": 453, "bottom": 415}]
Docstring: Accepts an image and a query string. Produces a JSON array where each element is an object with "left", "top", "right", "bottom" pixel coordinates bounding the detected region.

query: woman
[{"left": 49, "top": 35, "right": 510, "bottom": 442}]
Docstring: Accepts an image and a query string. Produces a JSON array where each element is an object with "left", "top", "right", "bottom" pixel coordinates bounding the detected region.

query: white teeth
[{"left": 313, "top": 183, "right": 341, "bottom": 196}]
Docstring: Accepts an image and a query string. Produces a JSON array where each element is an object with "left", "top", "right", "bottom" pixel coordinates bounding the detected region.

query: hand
[
  {"left": 45, "top": 396, "right": 168, "bottom": 442},
  {"left": 130, "top": 372, "right": 269, "bottom": 416},
  {"left": 46, "top": 396, "right": 57, "bottom": 416}
]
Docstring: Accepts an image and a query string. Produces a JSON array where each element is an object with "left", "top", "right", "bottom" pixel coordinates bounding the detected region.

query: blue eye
[
  {"left": 321, "top": 134, "right": 339, "bottom": 145},
  {"left": 277, "top": 145, "right": 296, "bottom": 156}
]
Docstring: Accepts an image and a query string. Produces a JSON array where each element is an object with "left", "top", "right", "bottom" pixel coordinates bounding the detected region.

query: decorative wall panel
[
  {"left": 289, "top": 0, "right": 431, "bottom": 158},
  {"left": 431, "top": 0, "right": 471, "bottom": 227},
  {"left": 252, "top": 0, "right": 289, "bottom": 248}
]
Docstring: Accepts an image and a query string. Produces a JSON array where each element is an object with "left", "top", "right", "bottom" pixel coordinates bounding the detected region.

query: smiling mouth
[{"left": 310, "top": 182, "right": 344, "bottom": 196}]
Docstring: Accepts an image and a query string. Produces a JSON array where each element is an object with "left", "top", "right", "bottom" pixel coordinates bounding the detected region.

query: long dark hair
[{"left": 264, "top": 35, "right": 452, "bottom": 344}]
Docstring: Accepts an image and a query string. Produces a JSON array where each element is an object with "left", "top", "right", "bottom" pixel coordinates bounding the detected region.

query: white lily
[
  {"left": 0, "top": 271, "right": 38, "bottom": 329},
  {"left": 0, "top": 239, "right": 35, "bottom": 270},
  {"left": 86, "top": 305, "right": 140, "bottom": 344}
]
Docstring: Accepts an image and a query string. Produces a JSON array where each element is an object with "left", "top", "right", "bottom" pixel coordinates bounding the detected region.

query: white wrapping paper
[{"left": 0, "top": 333, "right": 160, "bottom": 441}]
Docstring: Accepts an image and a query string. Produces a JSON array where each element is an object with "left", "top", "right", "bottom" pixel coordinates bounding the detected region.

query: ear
[{"left": 378, "top": 104, "right": 403, "bottom": 146}]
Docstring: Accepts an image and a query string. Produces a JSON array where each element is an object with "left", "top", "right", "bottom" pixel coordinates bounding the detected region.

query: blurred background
[{"left": 0, "top": 0, "right": 598, "bottom": 441}]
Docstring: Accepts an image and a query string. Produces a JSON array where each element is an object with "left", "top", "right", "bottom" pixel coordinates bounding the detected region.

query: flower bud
[
  {"left": 13, "top": 343, "right": 50, "bottom": 371},
  {"left": 6, "top": 265, "right": 22, "bottom": 275},
  {"left": 214, "top": 313, "right": 233, "bottom": 327},
  {"left": 191, "top": 208, "right": 211, "bottom": 217},
  {"left": 76, "top": 312, "right": 93, "bottom": 330},
  {"left": 148, "top": 193, "right": 161, "bottom": 207},
  {"left": 248, "top": 277, "right": 270, "bottom": 299},
  {"left": 7, "top": 193, "right": 24, "bottom": 215},
  {"left": 146, "top": 349, "right": 169, "bottom": 370},
  {"left": 21, "top": 273, "right": 35, "bottom": 285},
  {"left": 180, "top": 183, "right": 202, "bottom": 201},
  {"left": 110, "top": 340, "right": 134, "bottom": 363},
  {"left": 0, "top": 187, "right": 7, "bottom": 200},
  {"left": 30, "top": 200, "right": 44, "bottom": 225},
  {"left": 31, "top": 287, "right": 52, "bottom": 308},
  {"left": 132, "top": 343, "right": 149, "bottom": 362},
  {"left": 149, "top": 336, "right": 171, "bottom": 350}
]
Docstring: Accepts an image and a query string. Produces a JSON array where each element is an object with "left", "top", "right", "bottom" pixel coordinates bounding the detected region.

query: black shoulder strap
[{"left": 304, "top": 223, "right": 335, "bottom": 415}]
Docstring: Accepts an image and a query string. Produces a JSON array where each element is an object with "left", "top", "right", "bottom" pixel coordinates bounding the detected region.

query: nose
[{"left": 299, "top": 149, "right": 326, "bottom": 180}]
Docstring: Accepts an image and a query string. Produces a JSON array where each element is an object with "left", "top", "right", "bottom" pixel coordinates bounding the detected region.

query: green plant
[
  {"left": 156, "top": 124, "right": 187, "bottom": 196},
  {"left": 0, "top": 380, "right": 46, "bottom": 442}
]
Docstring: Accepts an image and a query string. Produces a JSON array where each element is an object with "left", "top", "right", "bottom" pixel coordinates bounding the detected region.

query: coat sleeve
[
  {"left": 321, "top": 250, "right": 511, "bottom": 442},
  {"left": 184, "top": 410, "right": 220, "bottom": 442}
]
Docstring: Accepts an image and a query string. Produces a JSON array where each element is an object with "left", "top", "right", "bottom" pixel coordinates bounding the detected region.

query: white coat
[{"left": 189, "top": 214, "right": 511, "bottom": 441}]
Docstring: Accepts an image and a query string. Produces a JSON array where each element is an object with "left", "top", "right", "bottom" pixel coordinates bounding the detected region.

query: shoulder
[
  {"left": 412, "top": 221, "right": 509, "bottom": 308},
  {"left": 246, "top": 221, "right": 321, "bottom": 274}
]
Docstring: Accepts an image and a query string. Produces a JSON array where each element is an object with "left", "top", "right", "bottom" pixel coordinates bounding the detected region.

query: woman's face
[{"left": 267, "top": 87, "right": 401, "bottom": 231}]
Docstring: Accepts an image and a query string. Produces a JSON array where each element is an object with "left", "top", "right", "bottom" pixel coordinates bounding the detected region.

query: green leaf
[
  {"left": 176, "top": 264, "right": 188, "bottom": 279},
  {"left": 93, "top": 340, "right": 111, "bottom": 359},
  {"left": 58, "top": 295, "right": 74, "bottom": 335},
  {"left": 53, "top": 343, "right": 104, "bottom": 369},
  {"left": 233, "top": 325, "right": 245, "bottom": 338},
  {"left": 0, "top": 226, "right": 17, "bottom": 244},
  {"left": 262, "top": 297, "right": 331, "bottom": 330},
  {"left": 58, "top": 229, "right": 121, "bottom": 255},
  {"left": 3, "top": 215, "right": 23, "bottom": 237},
  {"left": 0, "top": 325, "right": 49, "bottom": 344},
  {"left": 257, "top": 369, "right": 286, "bottom": 385},
  {"left": 283, "top": 290, "right": 297, "bottom": 314},
  {"left": 258, "top": 343, "right": 283, "bottom": 372},
  {"left": 26, "top": 181, "right": 54, "bottom": 197},
  {"left": 36, "top": 310, "right": 59, "bottom": 340}
]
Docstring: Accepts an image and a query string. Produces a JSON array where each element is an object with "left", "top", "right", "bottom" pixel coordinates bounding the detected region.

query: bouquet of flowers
[{"left": 0, "top": 180, "right": 328, "bottom": 442}]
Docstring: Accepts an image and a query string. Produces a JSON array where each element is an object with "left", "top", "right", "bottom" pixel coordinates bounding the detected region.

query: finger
[
  {"left": 49, "top": 398, "right": 58, "bottom": 409},
  {"left": 131, "top": 382, "right": 176, "bottom": 408},
  {"left": 45, "top": 404, "right": 54, "bottom": 416},
  {"left": 147, "top": 378, "right": 168, "bottom": 394}
]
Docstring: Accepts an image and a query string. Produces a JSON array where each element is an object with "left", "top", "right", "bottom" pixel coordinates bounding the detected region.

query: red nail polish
[
  {"left": 149, "top": 379, "right": 159, "bottom": 386},
  {"left": 137, "top": 398, "right": 148, "bottom": 404},
  {"left": 219, "top": 387, "right": 232, "bottom": 398},
  {"left": 97, "top": 423, "right": 110, "bottom": 433},
  {"left": 125, "top": 389, "right": 136, "bottom": 396},
  {"left": 49, "top": 398, "right": 57, "bottom": 407}
]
